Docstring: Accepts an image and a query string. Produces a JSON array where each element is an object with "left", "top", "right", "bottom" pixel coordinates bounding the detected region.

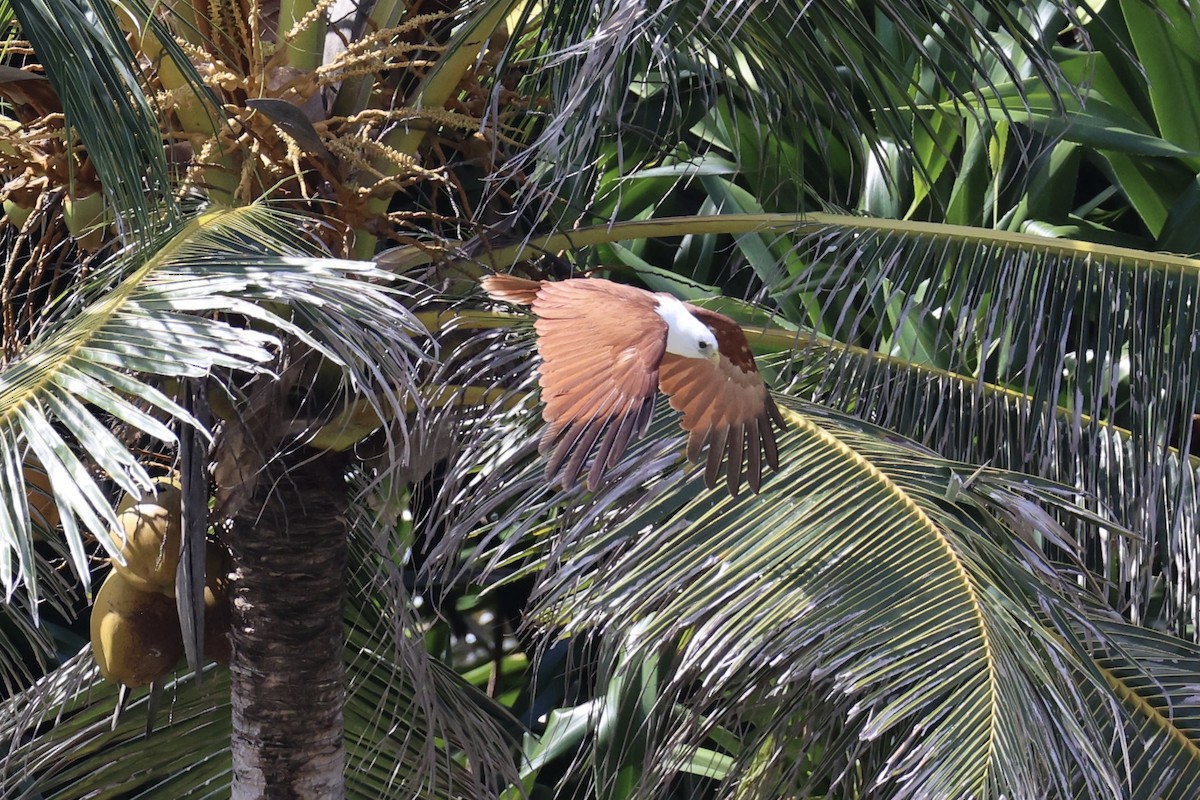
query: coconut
[
  {"left": 90, "top": 568, "right": 184, "bottom": 687},
  {"left": 110, "top": 481, "right": 183, "bottom": 596}
]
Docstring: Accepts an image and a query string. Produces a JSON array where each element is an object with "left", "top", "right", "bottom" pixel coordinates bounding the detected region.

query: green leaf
[
  {"left": 0, "top": 205, "right": 428, "bottom": 682},
  {"left": 594, "top": 632, "right": 671, "bottom": 800},
  {"left": 521, "top": 703, "right": 598, "bottom": 778},
  {"left": 1119, "top": 0, "right": 1200, "bottom": 156},
  {"left": 1158, "top": 174, "right": 1200, "bottom": 255},
  {"left": 13, "top": 0, "right": 179, "bottom": 232},
  {"left": 697, "top": 175, "right": 808, "bottom": 320},
  {"left": 0, "top": 506, "right": 519, "bottom": 798},
  {"left": 486, "top": 399, "right": 1150, "bottom": 797},
  {"left": 945, "top": 81, "right": 1200, "bottom": 159}
]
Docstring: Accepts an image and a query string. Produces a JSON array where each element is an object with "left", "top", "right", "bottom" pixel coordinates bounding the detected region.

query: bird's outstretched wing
[
  {"left": 491, "top": 278, "right": 669, "bottom": 490},
  {"left": 658, "top": 305, "right": 785, "bottom": 495}
]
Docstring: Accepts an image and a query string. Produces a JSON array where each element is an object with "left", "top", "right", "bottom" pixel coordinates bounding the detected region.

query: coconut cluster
[{"left": 86, "top": 477, "right": 233, "bottom": 687}]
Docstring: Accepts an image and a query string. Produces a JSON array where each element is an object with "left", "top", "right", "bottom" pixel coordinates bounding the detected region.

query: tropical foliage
[{"left": 2, "top": 0, "right": 1200, "bottom": 798}]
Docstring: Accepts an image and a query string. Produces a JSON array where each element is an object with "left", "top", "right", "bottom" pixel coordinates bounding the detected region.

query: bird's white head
[{"left": 655, "top": 294, "right": 720, "bottom": 364}]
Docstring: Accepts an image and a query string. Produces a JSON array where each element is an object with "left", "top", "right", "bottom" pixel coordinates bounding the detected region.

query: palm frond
[
  {"left": 1080, "top": 620, "right": 1200, "bottom": 798},
  {"left": 416, "top": 313, "right": 1199, "bottom": 796},
  {"left": 525, "top": 410, "right": 1200, "bottom": 795},
  {"left": 496, "top": 0, "right": 1078, "bottom": 222},
  {"left": 0, "top": 651, "right": 231, "bottom": 798},
  {"left": 0, "top": 509, "right": 518, "bottom": 799},
  {"left": 763, "top": 215, "right": 1200, "bottom": 635},
  {"left": 0, "top": 553, "right": 78, "bottom": 697},
  {"left": 533, "top": 404, "right": 1120, "bottom": 797},
  {"left": 12, "top": 0, "right": 190, "bottom": 233},
  {"left": 344, "top": 472, "right": 520, "bottom": 797},
  {"left": 411, "top": 340, "right": 608, "bottom": 603},
  {"left": 446, "top": 209, "right": 1200, "bottom": 637},
  {"left": 0, "top": 204, "right": 426, "bottom": 680}
]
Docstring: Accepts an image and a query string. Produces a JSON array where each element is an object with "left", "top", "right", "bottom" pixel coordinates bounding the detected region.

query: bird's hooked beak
[{"left": 705, "top": 345, "right": 721, "bottom": 365}]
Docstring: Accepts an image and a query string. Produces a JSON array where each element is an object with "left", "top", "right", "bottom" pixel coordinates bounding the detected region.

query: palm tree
[{"left": 2, "top": 0, "right": 1200, "bottom": 798}]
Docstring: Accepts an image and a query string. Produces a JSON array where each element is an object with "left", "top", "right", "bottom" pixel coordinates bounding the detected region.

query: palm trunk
[{"left": 228, "top": 452, "right": 348, "bottom": 799}]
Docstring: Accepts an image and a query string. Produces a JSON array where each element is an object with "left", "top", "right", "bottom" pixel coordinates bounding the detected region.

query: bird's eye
[{"left": 698, "top": 341, "right": 708, "bottom": 349}]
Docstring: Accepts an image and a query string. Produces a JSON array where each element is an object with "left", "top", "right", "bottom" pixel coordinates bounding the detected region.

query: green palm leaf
[
  {"left": 0, "top": 512, "right": 517, "bottom": 799},
  {"left": 767, "top": 215, "right": 1200, "bottom": 634},
  {"left": 0, "top": 204, "right": 426, "bottom": 680},
  {"left": 11, "top": 0, "right": 198, "bottom": 231},
  {"left": 505, "top": 0, "right": 1077, "bottom": 220},
  {"left": 1082, "top": 620, "right": 1200, "bottom": 799},
  {"left": 440, "top": 209, "right": 1200, "bottom": 637},
  {"left": 419, "top": 314, "right": 1200, "bottom": 796},
  {"left": 517, "top": 403, "right": 1121, "bottom": 797}
]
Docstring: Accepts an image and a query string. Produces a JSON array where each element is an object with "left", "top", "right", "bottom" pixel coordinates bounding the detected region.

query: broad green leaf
[{"left": 1119, "top": 0, "right": 1200, "bottom": 157}]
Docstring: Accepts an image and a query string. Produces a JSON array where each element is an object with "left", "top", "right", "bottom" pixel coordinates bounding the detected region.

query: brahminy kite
[{"left": 482, "top": 274, "right": 786, "bottom": 496}]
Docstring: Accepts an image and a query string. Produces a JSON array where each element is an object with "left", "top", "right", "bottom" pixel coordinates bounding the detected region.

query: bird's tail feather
[{"left": 481, "top": 274, "right": 542, "bottom": 306}]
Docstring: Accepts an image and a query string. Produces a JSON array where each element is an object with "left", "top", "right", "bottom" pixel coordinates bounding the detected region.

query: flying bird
[{"left": 482, "top": 274, "right": 786, "bottom": 496}]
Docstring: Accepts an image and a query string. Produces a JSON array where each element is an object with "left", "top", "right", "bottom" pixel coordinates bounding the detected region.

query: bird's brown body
[{"left": 482, "top": 274, "right": 785, "bottom": 495}]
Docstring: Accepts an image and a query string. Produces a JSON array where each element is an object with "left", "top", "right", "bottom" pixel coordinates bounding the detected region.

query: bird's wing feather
[
  {"left": 659, "top": 305, "right": 785, "bottom": 495},
  {"left": 481, "top": 274, "right": 543, "bottom": 305},
  {"left": 531, "top": 279, "right": 667, "bottom": 490}
]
